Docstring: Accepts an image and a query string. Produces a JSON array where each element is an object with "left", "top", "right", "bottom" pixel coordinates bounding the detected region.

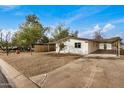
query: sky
[{"left": 0, "top": 5, "right": 124, "bottom": 41}]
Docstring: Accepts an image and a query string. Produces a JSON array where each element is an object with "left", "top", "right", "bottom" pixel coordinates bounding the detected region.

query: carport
[{"left": 87, "top": 37, "right": 122, "bottom": 58}]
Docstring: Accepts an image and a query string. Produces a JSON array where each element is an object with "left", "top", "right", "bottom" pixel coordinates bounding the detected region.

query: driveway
[
  {"left": 30, "top": 58, "right": 124, "bottom": 88},
  {"left": 0, "top": 70, "right": 11, "bottom": 88}
]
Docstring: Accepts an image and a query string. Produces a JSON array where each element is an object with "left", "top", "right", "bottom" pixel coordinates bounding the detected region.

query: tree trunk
[
  {"left": 30, "top": 45, "right": 32, "bottom": 55},
  {"left": 6, "top": 44, "right": 9, "bottom": 56}
]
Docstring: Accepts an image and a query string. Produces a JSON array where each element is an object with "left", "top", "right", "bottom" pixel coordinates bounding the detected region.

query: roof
[
  {"left": 55, "top": 36, "right": 96, "bottom": 43},
  {"left": 33, "top": 42, "right": 56, "bottom": 45},
  {"left": 96, "top": 37, "right": 122, "bottom": 43},
  {"left": 55, "top": 36, "right": 121, "bottom": 43},
  {"left": 121, "top": 42, "right": 124, "bottom": 45}
]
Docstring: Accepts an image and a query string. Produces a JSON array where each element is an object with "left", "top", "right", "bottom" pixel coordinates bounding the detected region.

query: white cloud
[
  {"left": 14, "top": 12, "right": 25, "bottom": 16},
  {"left": 114, "top": 32, "right": 124, "bottom": 37},
  {"left": 112, "top": 18, "right": 124, "bottom": 24},
  {"left": 0, "top": 5, "right": 19, "bottom": 12},
  {"left": 0, "top": 28, "right": 17, "bottom": 41},
  {"left": 102, "top": 23, "right": 115, "bottom": 32},
  {"left": 92, "top": 24, "right": 101, "bottom": 32},
  {"left": 1, "top": 28, "right": 17, "bottom": 33},
  {"left": 79, "top": 24, "right": 100, "bottom": 36},
  {"left": 64, "top": 6, "right": 110, "bottom": 25},
  {"left": 78, "top": 23, "right": 115, "bottom": 38}
]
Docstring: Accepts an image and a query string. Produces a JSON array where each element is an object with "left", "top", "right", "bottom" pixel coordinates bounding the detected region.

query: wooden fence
[{"left": 34, "top": 44, "right": 55, "bottom": 52}]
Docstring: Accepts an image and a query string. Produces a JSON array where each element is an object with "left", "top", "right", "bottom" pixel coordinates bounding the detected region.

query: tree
[
  {"left": 5, "top": 32, "right": 11, "bottom": 55},
  {"left": 0, "top": 29, "right": 3, "bottom": 50},
  {"left": 19, "top": 14, "right": 44, "bottom": 47},
  {"left": 36, "top": 35, "right": 49, "bottom": 44},
  {"left": 0, "top": 30, "right": 11, "bottom": 56},
  {"left": 52, "top": 24, "right": 70, "bottom": 41},
  {"left": 51, "top": 24, "right": 79, "bottom": 41},
  {"left": 11, "top": 32, "right": 20, "bottom": 47},
  {"left": 58, "top": 42, "right": 65, "bottom": 54},
  {"left": 70, "top": 30, "right": 78, "bottom": 37},
  {"left": 93, "top": 30, "right": 103, "bottom": 40},
  {"left": 12, "top": 14, "right": 48, "bottom": 49}
]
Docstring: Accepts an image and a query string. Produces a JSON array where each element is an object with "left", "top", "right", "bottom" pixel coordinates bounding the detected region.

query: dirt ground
[
  {"left": 1, "top": 52, "right": 124, "bottom": 88},
  {"left": 120, "top": 55, "right": 124, "bottom": 60},
  {"left": 30, "top": 58, "right": 124, "bottom": 88},
  {"left": 0, "top": 52, "right": 81, "bottom": 77}
]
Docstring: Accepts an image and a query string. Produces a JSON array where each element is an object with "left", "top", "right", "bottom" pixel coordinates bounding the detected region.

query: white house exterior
[
  {"left": 56, "top": 37, "right": 99, "bottom": 55},
  {"left": 56, "top": 38, "right": 98, "bottom": 55},
  {"left": 99, "top": 43, "right": 112, "bottom": 50},
  {"left": 56, "top": 36, "right": 121, "bottom": 56}
]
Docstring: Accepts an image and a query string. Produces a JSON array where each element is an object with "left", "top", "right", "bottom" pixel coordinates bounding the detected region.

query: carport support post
[
  {"left": 116, "top": 41, "right": 118, "bottom": 56},
  {"left": 116, "top": 42, "right": 118, "bottom": 56},
  {"left": 118, "top": 40, "right": 120, "bottom": 57}
]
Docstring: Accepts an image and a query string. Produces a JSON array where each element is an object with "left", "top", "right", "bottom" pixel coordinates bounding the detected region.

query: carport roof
[
  {"left": 55, "top": 36, "right": 121, "bottom": 43},
  {"left": 96, "top": 37, "right": 122, "bottom": 43}
]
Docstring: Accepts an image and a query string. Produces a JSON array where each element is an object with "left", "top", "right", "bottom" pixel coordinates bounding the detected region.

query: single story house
[{"left": 56, "top": 36, "right": 121, "bottom": 56}]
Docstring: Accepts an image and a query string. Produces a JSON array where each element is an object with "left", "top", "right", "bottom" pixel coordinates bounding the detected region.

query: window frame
[{"left": 75, "top": 42, "right": 81, "bottom": 48}]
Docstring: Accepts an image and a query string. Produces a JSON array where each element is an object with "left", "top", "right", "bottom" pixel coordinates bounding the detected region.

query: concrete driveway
[{"left": 30, "top": 58, "right": 124, "bottom": 88}]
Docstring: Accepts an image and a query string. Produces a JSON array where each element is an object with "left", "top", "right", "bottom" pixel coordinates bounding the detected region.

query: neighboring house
[{"left": 56, "top": 36, "right": 121, "bottom": 56}]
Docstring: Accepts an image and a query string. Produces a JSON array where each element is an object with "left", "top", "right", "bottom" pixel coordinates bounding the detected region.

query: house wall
[
  {"left": 88, "top": 41, "right": 98, "bottom": 53},
  {"left": 120, "top": 44, "right": 124, "bottom": 55},
  {"left": 99, "top": 43, "right": 112, "bottom": 50},
  {"left": 99, "top": 43, "right": 104, "bottom": 49},
  {"left": 121, "top": 44, "right": 124, "bottom": 49},
  {"left": 56, "top": 39, "right": 89, "bottom": 55},
  {"left": 106, "top": 43, "right": 112, "bottom": 50}
]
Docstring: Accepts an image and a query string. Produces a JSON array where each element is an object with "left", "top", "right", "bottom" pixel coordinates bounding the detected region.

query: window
[{"left": 75, "top": 42, "right": 81, "bottom": 48}]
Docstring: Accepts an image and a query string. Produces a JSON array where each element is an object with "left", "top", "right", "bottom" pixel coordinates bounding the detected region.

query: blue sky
[{"left": 0, "top": 5, "right": 124, "bottom": 41}]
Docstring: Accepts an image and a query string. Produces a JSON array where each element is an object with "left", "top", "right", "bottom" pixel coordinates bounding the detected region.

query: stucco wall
[
  {"left": 99, "top": 43, "right": 104, "bottom": 49},
  {"left": 56, "top": 39, "right": 89, "bottom": 55},
  {"left": 106, "top": 43, "right": 112, "bottom": 50},
  {"left": 88, "top": 41, "right": 98, "bottom": 53},
  {"left": 99, "top": 43, "right": 112, "bottom": 50},
  {"left": 121, "top": 44, "right": 124, "bottom": 49}
]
